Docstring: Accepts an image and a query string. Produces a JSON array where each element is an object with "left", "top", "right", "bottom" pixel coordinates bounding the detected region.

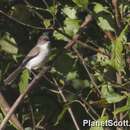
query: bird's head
[{"left": 37, "top": 35, "right": 50, "bottom": 46}]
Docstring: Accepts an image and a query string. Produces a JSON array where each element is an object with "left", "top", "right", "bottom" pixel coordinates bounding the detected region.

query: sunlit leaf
[
  {"left": 101, "top": 83, "right": 126, "bottom": 103},
  {"left": 113, "top": 105, "right": 130, "bottom": 116},
  {"left": 111, "top": 24, "right": 128, "bottom": 72},
  {"left": 97, "top": 17, "right": 115, "bottom": 32},
  {"left": 72, "top": 0, "right": 89, "bottom": 9},
  {"left": 93, "top": 3, "right": 115, "bottom": 32},
  {"left": 64, "top": 18, "right": 80, "bottom": 36},
  {"left": 97, "top": 52, "right": 110, "bottom": 66},
  {"left": 48, "top": 4, "right": 58, "bottom": 15},
  {"left": 19, "top": 69, "right": 30, "bottom": 93},
  {"left": 54, "top": 104, "right": 68, "bottom": 125},
  {"left": 90, "top": 116, "right": 108, "bottom": 130},
  {"left": 0, "top": 32, "right": 18, "bottom": 54},
  {"left": 66, "top": 71, "right": 78, "bottom": 80},
  {"left": 43, "top": 19, "right": 51, "bottom": 28},
  {"left": 93, "top": 2, "right": 110, "bottom": 14},
  {"left": 63, "top": 6, "right": 77, "bottom": 19},
  {"left": 54, "top": 29, "right": 68, "bottom": 41}
]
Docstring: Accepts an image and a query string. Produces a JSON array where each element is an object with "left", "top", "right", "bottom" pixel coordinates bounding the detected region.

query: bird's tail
[{"left": 4, "top": 65, "right": 23, "bottom": 86}]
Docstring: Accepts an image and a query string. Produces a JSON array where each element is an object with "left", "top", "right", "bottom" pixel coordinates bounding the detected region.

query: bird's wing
[{"left": 22, "top": 46, "right": 40, "bottom": 65}]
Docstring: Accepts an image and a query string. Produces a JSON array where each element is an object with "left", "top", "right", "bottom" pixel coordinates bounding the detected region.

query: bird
[{"left": 4, "top": 35, "right": 50, "bottom": 85}]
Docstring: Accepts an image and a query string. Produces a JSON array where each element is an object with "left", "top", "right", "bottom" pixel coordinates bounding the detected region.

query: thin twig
[
  {"left": 43, "top": 76, "right": 98, "bottom": 121},
  {"left": 29, "top": 103, "right": 36, "bottom": 130},
  {"left": 0, "top": 9, "right": 110, "bottom": 57},
  {"left": 0, "top": 10, "right": 53, "bottom": 31},
  {"left": 70, "top": 100, "right": 96, "bottom": 121},
  {"left": 64, "top": 15, "right": 92, "bottom": 49},
  {"left": 53, "top": 78, "right": 80, "bottom": 130},
  {"left": 72, "top": 47, "right": 101, "bottom": 96}
]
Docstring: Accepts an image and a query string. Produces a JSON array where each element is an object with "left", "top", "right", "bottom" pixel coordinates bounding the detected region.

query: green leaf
[
  {"left": 111, "top": 24, "right": 128, "bottom": 72},
  {"left": 72, "top": 79, "right": 90, "bottom": 89},
  {"left": 93, "top": 3, "right": 115, "bottom": 32},
  {"left": 54, "top": 17, "right": 80, "bottom": 40},
  {"left": 97, "top": 17, "right": 115, "bottom": 32},
  {"left": 63, "top": 6, "right": 77, "bottom": 19},
  {"left": 43, "top": 19, "right": 51, "bottom": 28},
  {"left": 0, "top": 32, "right": 18, "bottom": 54},
  {"left": 0, "top": 112, "right": 3, "bottom": 123},
  {"left": 54, "top": 6, "right": 80, "bottom": 40},
  {"left": 19, "top": 69, "right": 30, "bottom": 93},
  {"left": 54, "top": 29, "right": 68, "bottom": 41},
  {"left": 96, "top": 52, "right": 110, "bottom": 66},
  {"left": 110, "top": 40, "right": 124, "bottom": 71},
  {"left": 90, "top": 116, "right": 108, "bottom": 130},
  {"left": 113, "top": 105, "right": 130, "bottom": 116},
  {"left": 101, "top": 83, "right": 126, "bottom": 103},
  {"left": 64, "top": 18, "right": 80, "bottom": 36},
  {"left": 54, "top": 104, "right": 68, "bottom": 125},
  {"left": 47, "top": 4, "right": 58, "bottom": 15},
  {"left": 72, "top": 0, "right": 89, "bottom": 9},
  {"left": 93, "top": 2, "right": 110, "bottom": 14},
  {"left": 66, "top": 71, "right": 78, "bottom": 80}
]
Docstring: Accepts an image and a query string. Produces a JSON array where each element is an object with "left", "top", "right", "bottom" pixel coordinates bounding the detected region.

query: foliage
[{"left": 0, "top": 0, "right": 130, "bottom": 130}]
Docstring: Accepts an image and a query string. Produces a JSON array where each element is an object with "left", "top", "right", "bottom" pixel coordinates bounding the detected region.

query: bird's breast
[{"left": 25, "top": 44, "right": 49, "bottom": 70}]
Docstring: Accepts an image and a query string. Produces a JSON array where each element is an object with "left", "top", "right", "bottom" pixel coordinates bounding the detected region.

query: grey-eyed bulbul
[{"left": 4, "top": 35, "right": 50, "bottom": 85}]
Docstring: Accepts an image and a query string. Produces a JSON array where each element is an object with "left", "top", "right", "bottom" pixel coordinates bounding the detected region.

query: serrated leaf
[
  {"left": 19, "top": 69, "right": 30, "bottom": 93},
  {"left": 0, "top": 32, "right": 18, "bottom": 54},
  {"left": 110, "top": 40, "right": 124, "bottom": 71},
  {"left": 101, "top": 83, "right": 126, "bottom": 103},
  {"left": 63, "top": 6, "right": 77, "bottom": 19},
  {"left": 110, "top": 24, "right": 128, "bottom": 72},
  {"left": 72, "top": 0, "right": 89, "bottom": 9}
]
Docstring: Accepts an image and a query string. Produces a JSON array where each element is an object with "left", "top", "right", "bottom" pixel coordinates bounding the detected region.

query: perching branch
[
  {"left": 0, "top": 67, "right": 50, "bottom": 130},
  {"left": 0, "top": 91, "right": 24, "bottom": 130}
]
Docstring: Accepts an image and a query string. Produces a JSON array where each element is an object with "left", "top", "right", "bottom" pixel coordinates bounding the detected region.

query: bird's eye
[{"left": 44, "top": 37, "right": 49, "bottom": 41}]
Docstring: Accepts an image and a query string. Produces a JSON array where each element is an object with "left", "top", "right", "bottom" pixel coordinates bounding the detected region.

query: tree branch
[{"left": 0, "top": 67, "right": 50, "bottom": 130}]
